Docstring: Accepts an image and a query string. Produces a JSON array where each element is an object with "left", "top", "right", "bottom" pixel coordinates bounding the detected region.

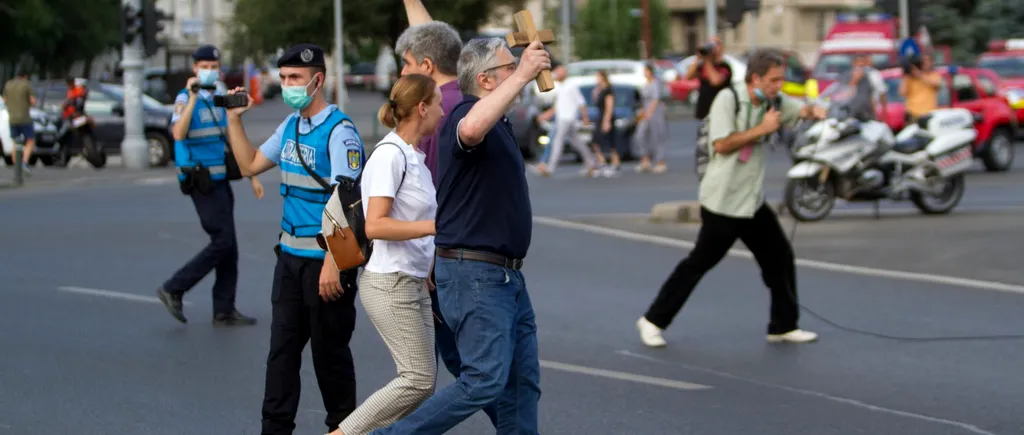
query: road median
[{"left": 649, "top": 200, "right": 786, "bottom": 223}]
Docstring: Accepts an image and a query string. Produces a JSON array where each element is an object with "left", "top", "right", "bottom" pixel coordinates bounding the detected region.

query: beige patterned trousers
[{"left": 336, "top": 270, "right": 436, "bottom": 435}]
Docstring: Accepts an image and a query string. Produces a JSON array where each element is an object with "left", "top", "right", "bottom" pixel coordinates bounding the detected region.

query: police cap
[
  {"left": 192, "top": 45, "right": 221, "bottom": 62},
  {"left": 277, "top": 44, "right": 326, "bottom": 68}
]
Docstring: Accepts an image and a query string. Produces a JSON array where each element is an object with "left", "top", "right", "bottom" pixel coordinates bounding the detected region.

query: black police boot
[
  {"left": 213, "top": 310, "right": 258, "bottom": 327},
  {"left": 156, "top": 287, "right": 187, "bottom": 324}
]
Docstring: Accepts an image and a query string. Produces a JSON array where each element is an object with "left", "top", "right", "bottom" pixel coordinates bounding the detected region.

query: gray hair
[
  {"left": 457, "top": 37, "right": 509, "bottom": 96},
  {"left": 395, "top": 22, "right": 462, "bottom": 76}
]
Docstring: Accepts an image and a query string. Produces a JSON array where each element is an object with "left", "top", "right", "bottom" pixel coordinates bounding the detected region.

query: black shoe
[
  {"left": 156, "top": 288, "right": 187, "bottom": 324},
  {"left": 213, "top": 310, "right": 257, "bottom": 327}
]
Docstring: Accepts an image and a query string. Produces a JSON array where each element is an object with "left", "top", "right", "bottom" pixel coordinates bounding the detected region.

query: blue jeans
[
  {"left": 431, "top": 290, "right": 498, "bottom": 425},
  {"left": 371, "top": 255, "right": 541, "bottom": 434}
]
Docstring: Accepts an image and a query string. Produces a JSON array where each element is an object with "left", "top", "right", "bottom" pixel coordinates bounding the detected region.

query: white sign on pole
[{"left": 182, "top": 18, "right": 204, "bottom": 37}]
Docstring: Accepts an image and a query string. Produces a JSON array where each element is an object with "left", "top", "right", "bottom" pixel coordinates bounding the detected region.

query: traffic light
[
  {"left": 724, "top": 0, "right": 761, "bottom": 27},
  {"left": 141, "top": 0, "right": 172, "bottom": 58},
  {"left": 121, "top": 4, "right": 142, "bottom": 45}
]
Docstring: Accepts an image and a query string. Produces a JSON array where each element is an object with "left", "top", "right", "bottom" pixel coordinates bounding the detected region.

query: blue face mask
[
  {"left": 282, "top": 75, "right": 320, "bottom": 110},
  {"left": 753, "top": 87, "right": 766, "bottom": 102},
  {"left": 197, "top": 69, "right": 219, "bottom": 86}
]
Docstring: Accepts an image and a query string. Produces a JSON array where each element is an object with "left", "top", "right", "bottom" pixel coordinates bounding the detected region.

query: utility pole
[
  {"left": 334, "top": 0, "right": 346, "bottom": 111},
  {"left": 898, "top": 0, "right": 909, "bottom": 40},
  {"left": 121, "top": 0, "right": 148, "bottom": 169},
  {"left": 561, "top": 0, "right": 571, "bottom": 63},
  {"left": 706, "top": 0, "right": 717, "bottom": 39},
  {"left": 746, "top": 10, "right": 757, "bottom": 51},
  {"left": 640, "top": 0, "right": 652, "bottom": 59}
]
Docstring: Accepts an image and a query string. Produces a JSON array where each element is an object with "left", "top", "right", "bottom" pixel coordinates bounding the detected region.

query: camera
[
  {"left": 189, "top": 83, "right": 217, "bottom": 93},
  {"left": 697, "top": 42, "right": 716, "bottom": 56},
  {"left": 214, "top": 93, "right": 249, "bottom": 108},
  {"left": 901, "top": 55, "right": 923, "bottom": 74}
]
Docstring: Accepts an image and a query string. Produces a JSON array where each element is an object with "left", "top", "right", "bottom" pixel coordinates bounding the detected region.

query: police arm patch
[
  {"left": 345, "top": 139, "right": 362, "bottom": 170},
  {"left": 174, "top": 102, "right": 185, "bottom": 115}
]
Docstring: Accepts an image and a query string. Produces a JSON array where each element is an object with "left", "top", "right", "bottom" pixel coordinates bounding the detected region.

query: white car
[{"left": 0, "top": 100, "right": 59, "bottom": 165}]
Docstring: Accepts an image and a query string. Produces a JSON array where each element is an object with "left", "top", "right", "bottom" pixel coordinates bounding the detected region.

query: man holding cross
[{"left": 368, "top": 32, "right": 551, "bottom": 435}]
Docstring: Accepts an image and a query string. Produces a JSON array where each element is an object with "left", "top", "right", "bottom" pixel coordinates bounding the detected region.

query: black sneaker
[
  {"left": 156, "top": 288, "right": 187, "bottom": 323},
  {"left": 213, "top": 310, "right": 257, "bottom": 327}
]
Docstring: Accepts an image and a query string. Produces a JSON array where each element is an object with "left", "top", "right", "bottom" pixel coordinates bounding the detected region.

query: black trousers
[
  {"left": 162, "top": 181, "right": 238, "bottom": 315},
  {"left": 261, "top": 252, "right": 358, "bottom": 435},
  {"left": 644, "top": 204, "right": 800, "bottom": 335}
]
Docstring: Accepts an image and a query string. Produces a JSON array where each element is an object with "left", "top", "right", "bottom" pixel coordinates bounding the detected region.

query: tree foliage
[
  {"left": 229, "top": 0, "right": 525, "bottom": 61},
  {"left": 0, "top": 0, "right": 120, "bottom": 77},
  {"left": 574, "top": 0, "right": 669, "bottom": 60},
  {"left": 917, "top": 0, "right": 1024, "bottom": 63}
]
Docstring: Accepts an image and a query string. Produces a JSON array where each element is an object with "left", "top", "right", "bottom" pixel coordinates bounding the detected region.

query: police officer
[
  {"left": 222, "top": 43, "right": 363, "bottom": 435},
  {"left": 156, "top": 44, "right": 262, "bottom": 327}
]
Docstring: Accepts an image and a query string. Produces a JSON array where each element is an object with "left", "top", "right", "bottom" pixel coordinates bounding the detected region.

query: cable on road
[{"left": 786, "top": 219, "right": 1024, "bottom": 342}]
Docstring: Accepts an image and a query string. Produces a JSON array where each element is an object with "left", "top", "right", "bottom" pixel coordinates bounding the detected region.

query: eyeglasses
[{"left": 484, "top": 60, "right": 517, "bottom": 74}]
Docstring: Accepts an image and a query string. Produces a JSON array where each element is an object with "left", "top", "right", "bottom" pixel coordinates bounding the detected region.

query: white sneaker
[
  {"left": 636, "top": 317, "right": 667, "bottom": 347},
  {"left": 766, "top": 329, "right": 819, "bottom": 344}
]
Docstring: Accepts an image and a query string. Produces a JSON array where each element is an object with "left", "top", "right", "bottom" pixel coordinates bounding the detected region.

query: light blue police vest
[
  {"left": 174, "top": 89, "right": 228, "bottom": 181},
  {"left": 278, "top": 109, "right": 361, "bottom": 259}
]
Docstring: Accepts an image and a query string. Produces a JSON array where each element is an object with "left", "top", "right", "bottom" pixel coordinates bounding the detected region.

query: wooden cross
[{"left": 505, "top": 10, "right": 556, "bottom": 92}]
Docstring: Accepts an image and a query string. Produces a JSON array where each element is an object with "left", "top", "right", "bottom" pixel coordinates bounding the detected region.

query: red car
[
  {"left": 977, "top": 40, "right": 1024, "bottom": 125},
  {"left": 876, "top": 66, "right": 1016, "bottom": 172}
]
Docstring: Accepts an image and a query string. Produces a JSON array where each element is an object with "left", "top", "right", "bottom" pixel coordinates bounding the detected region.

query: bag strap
[
  {"left": 368, "top": 142, "right": 407, "bottom": 193},
  {"left": 294, "top": 116, "right": 334, "bottom": 191}
]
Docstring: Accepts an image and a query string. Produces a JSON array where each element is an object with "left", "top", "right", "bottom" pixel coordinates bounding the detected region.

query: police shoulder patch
[
  {"left": 345, "top": 139, "right": 362, "bottom": 170},
  {"left": 174, "top": 102, "right": 185, "bottom": 115}
]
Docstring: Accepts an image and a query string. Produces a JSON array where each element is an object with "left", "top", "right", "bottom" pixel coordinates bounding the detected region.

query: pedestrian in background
[
  {"left": 591, "top": 69, "right": 620, "bottom": 177},
  {"left": 2, "top": 70, "right": 38, "bottom": 173},
  {"left": 330, "top": 74, "right": 442, "bottom": 435},
  {"left": 634, "top": 63, "right": 669, "bottom": 174},
  {"left": 223, "top": 43, "right": 364, "bottom": 435},
  {"left": 689, "top": 37, "right": 733, "bottom": 179},
  {"left": 637, "top": 50, "right": 825, "bottom": 348},
  {"left": 900, "top": 52, "right": 941, "bottom": 123},
  {"left": 395, "top": 0, "right": 501, "bottom": 426},
  {"left": 156, "top": 44, "right": 260, "bottom": 327},
  {"left": 369, "top": 37, "right": 547, "bottom": 435},
  {"left": 531, "top": 62, "right": 596, "bottom": 177}
]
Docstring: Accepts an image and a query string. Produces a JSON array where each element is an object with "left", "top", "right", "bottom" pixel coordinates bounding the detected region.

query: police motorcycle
[{"left": 784, "top": 81, "right": 975, "bottom": 222}]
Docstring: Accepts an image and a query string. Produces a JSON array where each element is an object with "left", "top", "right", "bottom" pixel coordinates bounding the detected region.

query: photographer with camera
[
  {"left": 687, "top": 37, "right": 733, "bottom": 178},
  {"left": 899, "top": 53, "right": 942, "bottom": 123},
  {"left": 156, "top": 44, "right": 261, "bottom": 328}
]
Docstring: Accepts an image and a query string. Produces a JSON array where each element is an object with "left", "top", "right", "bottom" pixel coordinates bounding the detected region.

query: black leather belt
[{"left": 436, "top": 248, "right": 524, "bottom": 270}]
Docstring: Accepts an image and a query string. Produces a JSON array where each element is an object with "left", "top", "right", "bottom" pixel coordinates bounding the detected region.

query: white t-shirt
[
  {"left": 553, "top": 80, "right": 586, "bottom": 122},
  {"left": 361, "top": 132, "right": 437, "bottom": 278},
  {"left": 867, "top": 68, "right": 887, "bottom": 103}
]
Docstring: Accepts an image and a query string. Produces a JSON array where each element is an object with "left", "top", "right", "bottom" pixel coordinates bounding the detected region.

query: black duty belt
[{"left": 436, "top": 248, "right": 524, "bottom": 270}]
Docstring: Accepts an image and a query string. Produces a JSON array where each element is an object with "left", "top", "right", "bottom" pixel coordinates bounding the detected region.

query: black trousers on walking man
[
  {"left": 261, "top": 252, "right": 358, "bottom": 435},
  {"left": 645, "top": 204, "right": 800, "bottom": 334}
]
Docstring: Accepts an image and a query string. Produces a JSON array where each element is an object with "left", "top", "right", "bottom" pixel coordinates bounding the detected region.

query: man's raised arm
[
  {"left": 459, "top": 41, "right": 551, "bottom": 147},
  {"left": 403, "top": 0, "right": 432, "bottom": 26}
]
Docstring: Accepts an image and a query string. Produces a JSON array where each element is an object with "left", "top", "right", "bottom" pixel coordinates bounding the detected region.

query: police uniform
[
  {"left": 157, "top": 45, "right": 256, "bottom": 327},
  {"left": 256, "top": 44, "right": 364, "bottom": 435}
]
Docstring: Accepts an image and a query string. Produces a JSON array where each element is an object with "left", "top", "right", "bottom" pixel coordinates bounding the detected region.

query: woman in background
[
  {"left": 634, "top": 64, "right": 668, "bottom": 174},
  {"left": 590, "top": 70, "right": 620, "bottom": 177}
]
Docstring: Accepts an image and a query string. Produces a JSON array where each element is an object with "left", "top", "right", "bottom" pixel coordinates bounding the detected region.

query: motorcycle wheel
[
  {"left": 910, "top": 173, "right": 965, "bottom": 214},
  {"left": 81, "top": 134, "right": 107, "bottom": 169},
  {"left": 784, "top": 177, "right": 836, "bottom": 222}
]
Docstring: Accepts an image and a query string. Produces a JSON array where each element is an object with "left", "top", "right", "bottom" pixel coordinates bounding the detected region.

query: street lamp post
[{"left": 334, "top": 0, "right": 346, "bottom": 111}]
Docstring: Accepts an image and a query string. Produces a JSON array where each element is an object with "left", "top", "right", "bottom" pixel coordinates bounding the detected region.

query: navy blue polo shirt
[{"left": 434, "top": 95, "right": 532, "bottom": 259}]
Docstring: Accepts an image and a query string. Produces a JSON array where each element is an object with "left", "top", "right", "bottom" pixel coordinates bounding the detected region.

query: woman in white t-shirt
[{"left": 331, "top": 74, "right": 443, "bottom": 435}]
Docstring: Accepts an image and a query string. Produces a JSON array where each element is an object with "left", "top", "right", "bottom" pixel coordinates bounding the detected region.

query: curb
[{"left": 649, "top": 200, "right": 787, "bottom": 223}]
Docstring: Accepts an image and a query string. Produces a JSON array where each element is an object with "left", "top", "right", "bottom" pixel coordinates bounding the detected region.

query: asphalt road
[{"left": 2, "top": 101, "right": 1024, "bottom": 434}]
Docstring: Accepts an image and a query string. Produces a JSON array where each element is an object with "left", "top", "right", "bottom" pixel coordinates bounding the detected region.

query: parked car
[
  {"left": 872, "top": 66, "right": 1017, "bottom": 172},
  {"left": 35, "top": 82, "right": 175, "bottom": 167},
  {"left": 0, "top": 100, "right": 61, "bottom": 166}
]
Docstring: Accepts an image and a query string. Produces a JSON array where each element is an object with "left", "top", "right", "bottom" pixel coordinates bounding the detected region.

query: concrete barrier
[{"left": 650, "top": 200, "right": 787, "bottom": 223}]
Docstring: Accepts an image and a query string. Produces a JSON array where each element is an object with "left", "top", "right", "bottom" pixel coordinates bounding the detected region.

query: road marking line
[
  {"left": 57, "top": 286, "right": 193, "bottom": 305},
  {"left": 135, "top": 176, "right": 177, "bottom": 185},
  {"left": 533, "top": 216, "right": 1024, "bottom": 295},
  {"left": 539, "top": 359, "right": 712, "bottom": 391},
  {"left": 618, "top": 350, "right": 997, "bottom": 435}
]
